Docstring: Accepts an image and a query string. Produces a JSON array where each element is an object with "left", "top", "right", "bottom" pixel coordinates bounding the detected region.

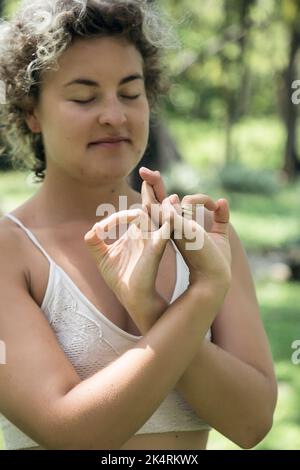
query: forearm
[
  {"left": 48, "top": 284, "right": 221, "bottom": 450},
  {"left": 126, "top": 293, "right": 169, "bottom": 335},
  {"left": 175, "top": 340, "right": 277, "bottom": 449}
]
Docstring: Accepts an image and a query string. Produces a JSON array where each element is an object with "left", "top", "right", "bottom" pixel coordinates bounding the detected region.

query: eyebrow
[{"left": 63, "top": 73, "right": 144, "bottom": 88}]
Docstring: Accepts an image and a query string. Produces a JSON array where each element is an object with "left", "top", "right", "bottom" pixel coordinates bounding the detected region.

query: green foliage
[
  {"left": 0, "top": 171, "right": 38, "bottom": 215},
  {"left": 162, "top": 0, "right": 288, "bottom": 120},
  {"left": 167, "top": 117, "right": 285, "bottom": 171},
  {"left": 219, "top": 162, "right": 279, "bottom": 194},
  {"left": 162, "top": 162, "right": 217, "bottom": 198},
  {"left": 3, "top": 0, "right": 20, "bottom": 17}
]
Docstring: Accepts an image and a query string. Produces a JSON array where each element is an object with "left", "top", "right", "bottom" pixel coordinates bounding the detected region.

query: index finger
[{"left": 139, "top": 167, "right": 167, "bottom": 203}]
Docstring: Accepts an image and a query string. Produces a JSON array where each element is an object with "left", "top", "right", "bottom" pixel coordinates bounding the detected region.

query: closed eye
[
  {"left": 122, "top": 94, "right": 141, "bottom": 100},
  {"left": 72, "top": 95, "right": 141, "bottom": 104},
  {"left": 72, "top": 98, "right": 95, "bottom": 104}
]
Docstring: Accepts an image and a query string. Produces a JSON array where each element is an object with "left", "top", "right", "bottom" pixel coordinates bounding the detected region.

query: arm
[
  {"left": 174, "top": 223, "right": 278, "bottom": 449},
  {"left": 137, "top": 170, "right": 277, "bottom": 448},
  {"left": 0, "top": 227, "right": 226, "bottom": 450}
]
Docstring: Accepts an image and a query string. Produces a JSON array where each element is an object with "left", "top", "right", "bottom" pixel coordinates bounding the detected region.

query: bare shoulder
[
  {"left": 0, "top": 215, "right": 30, "bottom": 284},
  {"left": 0, "top": 216, "right": 26, "bottom": 261},
  {"left": 0, "top": 214, "right": 81, "bottom": 448}
]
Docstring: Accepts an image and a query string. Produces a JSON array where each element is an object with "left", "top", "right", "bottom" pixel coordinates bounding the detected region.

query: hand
[
  {"left": 139, "top": 167, "right": 232, "bottom": 291},
  {"left": 84, "top": 208, "right": 170, "bottom": 334}
]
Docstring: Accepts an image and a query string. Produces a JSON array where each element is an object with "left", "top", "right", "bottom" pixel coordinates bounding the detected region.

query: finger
[
  {"left": 87, "top": 209, "right": 143, "bottom": 248},
  {"left": 84, "top": 227, "right": 109, "bottom": 259},
  {"left": 211, "top": 199, "right": 230, "bottom": 237},
  {"left": 166, "top": 197, "right": 208, "bottom": 255},
  {"left": 181, "top": 194, "right": 217, "bottom": 212},
  {"left": 96, "top": 209, "right": 143, "bottom": 232},
  {"left": 139, "top": 167, "right": 167, "bottom": 202},
  {"left": 141, "top": 180, "right": 159, "bottom": 205},
  {"left": 128, "top": 208, "right": 157, "bottom": 234},
  {"left": 84, "top": 227, "right": 104, "bottom": 248},
  {"left": 180, "top": 194, "right": 217, "bottom": 227},
  {"left": 152, "top": 220, "right": 172, "bottom": 259},
  {"left": 141, "top": 180, "right": 160, "bottom": 226},
  {"left": 166, "top": 194, "right": 181, "bottom": 215},
  {"left": 161, "top": 198, "right": 182, "bottom": 234}
]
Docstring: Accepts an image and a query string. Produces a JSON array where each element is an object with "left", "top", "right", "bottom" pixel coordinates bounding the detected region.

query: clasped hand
[{"left": 84, "top": 168, "right": 232, "bottom": 333}]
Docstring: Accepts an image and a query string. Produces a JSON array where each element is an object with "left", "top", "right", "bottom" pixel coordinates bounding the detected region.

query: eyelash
[{"left": 72, "top": 95, "right": 141, "bottom": 104}]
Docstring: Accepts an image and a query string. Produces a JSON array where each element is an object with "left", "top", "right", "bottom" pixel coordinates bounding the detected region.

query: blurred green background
[{"left": 1, "top": 0, "right": 300, "bottom": 450}]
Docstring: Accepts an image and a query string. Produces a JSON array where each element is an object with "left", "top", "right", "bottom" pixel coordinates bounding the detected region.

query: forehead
[{"left": 42, "top": 36, "right": 144, "bottom": 87}]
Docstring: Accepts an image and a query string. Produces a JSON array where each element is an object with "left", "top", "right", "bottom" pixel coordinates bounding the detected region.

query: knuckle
[
  {"left": 197, "top": 193, "right": 209, "bottom": 200},
  {"left": 135, "top": 208, "right": 147, "bottom": 219},
  {"left": 182, "top": 195, "right": 193, "bottom": 205}
]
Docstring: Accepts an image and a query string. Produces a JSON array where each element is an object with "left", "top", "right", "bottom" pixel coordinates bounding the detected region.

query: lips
[{"left": 89, "top": 137, "right": 130, "bottom": 145}]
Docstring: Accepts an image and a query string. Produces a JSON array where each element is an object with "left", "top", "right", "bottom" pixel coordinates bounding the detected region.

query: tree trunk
[
  {"left": 128, "top": 119, "right": 182, "bottom": 192},
  {"left": 222, "top": 0, "right": 255, "bottom": 165},
  {"left": 0, "top": 0, "right": 5, "bottom": 17}
]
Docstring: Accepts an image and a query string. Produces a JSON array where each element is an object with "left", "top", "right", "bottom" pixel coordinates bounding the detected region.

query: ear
[{"left": 24, "top": 97, "right": 42, "bottom": 133}]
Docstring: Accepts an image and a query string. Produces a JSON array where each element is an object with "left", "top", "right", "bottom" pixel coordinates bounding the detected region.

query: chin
[{"left": 82, "top": 165, "right": 130, "bottom": 184}]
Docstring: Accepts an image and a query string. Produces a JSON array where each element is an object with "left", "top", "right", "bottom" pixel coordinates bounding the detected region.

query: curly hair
[{"left": 0, "top": 0, "right": 178, "bottom": 182}]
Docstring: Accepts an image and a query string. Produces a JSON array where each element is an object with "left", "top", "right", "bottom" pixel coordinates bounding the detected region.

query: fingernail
[
  {"left": 140, "top": 167, "right": 152, "bottom": 173},
  {"left": 169, "top": 194, "right": 179, "bottom": 204},
  {"left": 163, "top": 198, "right": 175, "bottom": 209},
  {"left": 84, "top": 229, "right": 96, "bottom": 241}
]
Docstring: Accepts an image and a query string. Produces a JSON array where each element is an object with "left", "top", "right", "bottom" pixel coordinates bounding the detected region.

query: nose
[{"left": 97, "top": 96, "right": 127, "bottom": 127}]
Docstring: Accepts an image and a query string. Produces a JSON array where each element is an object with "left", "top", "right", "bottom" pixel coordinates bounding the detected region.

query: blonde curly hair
[{"left": 0, "top": 0, "right": 177, "bottom": 182}]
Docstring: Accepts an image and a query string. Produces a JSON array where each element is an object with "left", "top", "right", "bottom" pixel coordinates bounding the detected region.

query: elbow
[
  {"left": 236, "top": 415, "right": 274, "bottom": 450},
  {"left": 237, "top": 378, "right": 277, "bottom": 449}
]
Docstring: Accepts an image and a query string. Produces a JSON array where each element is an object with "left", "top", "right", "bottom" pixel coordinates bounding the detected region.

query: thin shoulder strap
[{"left": 3, "top": 213, "right": 53, "bottom": 264}]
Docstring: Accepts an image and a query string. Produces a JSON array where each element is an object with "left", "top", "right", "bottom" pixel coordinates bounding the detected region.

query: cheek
[
  {"left": 44, "top": 97, "right": 86, "bottom": 124},
  {"left": 58, "top": 102, "right": 90, "bottom": 127},
  {"left": 135, "top": 122, "right": 149, "bottom": 156},
  {"left": 48, "top": 103, "right": 91, "bottom": 144},
  {"left": 134, "top": 103, "right": 150, "bottom": 137}
]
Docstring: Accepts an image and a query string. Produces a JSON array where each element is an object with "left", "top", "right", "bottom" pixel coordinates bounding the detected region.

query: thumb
[
  {"left": 211, "top": 199, "right": 230, "bottom": 238},
  {"left": 84, "top": 226, "right": 108, "bottom": 258}
]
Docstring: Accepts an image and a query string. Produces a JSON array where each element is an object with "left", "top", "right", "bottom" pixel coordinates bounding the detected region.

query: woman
[{"left": 0, "top": 0, "right": 277, "bottom": 450}]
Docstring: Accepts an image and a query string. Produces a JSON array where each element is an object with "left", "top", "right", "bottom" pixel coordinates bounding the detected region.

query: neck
[{"left": 31, "top": 167, "right": 142, "bottom": 227}]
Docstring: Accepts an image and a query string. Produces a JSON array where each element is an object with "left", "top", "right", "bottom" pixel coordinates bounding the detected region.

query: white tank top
[{"left": 0, "top": 213, "right": 211, "bottom": 450}]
